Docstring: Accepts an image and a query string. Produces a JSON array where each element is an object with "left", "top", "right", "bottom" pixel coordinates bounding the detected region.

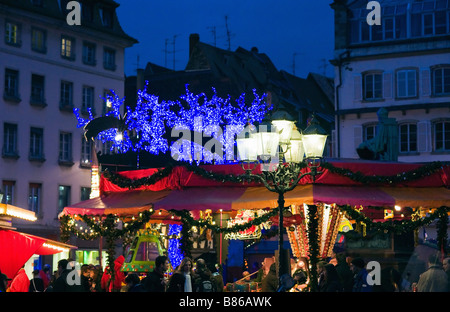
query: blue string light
[
  {"left": 73, "top": 82, "right": 271, "bottom": 163},
  {"left": 168, "top": 224, "right": 184, "bottom": 269}
]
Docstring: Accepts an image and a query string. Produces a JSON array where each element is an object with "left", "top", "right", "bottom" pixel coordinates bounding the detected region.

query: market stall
[{"left": 0, "top": 203, "right": 76, "bottom": 281}]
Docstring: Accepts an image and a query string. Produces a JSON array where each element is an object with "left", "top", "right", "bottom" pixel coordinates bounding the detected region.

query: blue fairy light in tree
[
  {"left": 168, "top": 224, "right": 184, "bottom": 269},
  {"left": 74, "top": 82, "right": 271, "bottom": 164}
]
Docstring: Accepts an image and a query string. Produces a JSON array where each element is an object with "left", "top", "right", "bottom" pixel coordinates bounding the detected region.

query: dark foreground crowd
[{"left": 1, "top": 253, "right": 449, "bottom": 292}]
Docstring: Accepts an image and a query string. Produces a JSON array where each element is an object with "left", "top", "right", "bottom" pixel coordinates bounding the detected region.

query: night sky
[{"left": 115, "top": 0, "right": 335, "bottom": 79}]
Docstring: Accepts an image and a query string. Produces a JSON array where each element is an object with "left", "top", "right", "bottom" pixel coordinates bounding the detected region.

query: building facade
[
  {"left": 0, "top": 0, "right": 136, "bottom": 242},
  {"left": 331, "top": 0, "right": 450, "bottom": 162}
]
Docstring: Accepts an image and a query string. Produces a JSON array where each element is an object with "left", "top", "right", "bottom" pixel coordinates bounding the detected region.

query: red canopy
[
  {"left": 0, "top": 229, "right": 76, "bottom": 280},
  {"left": 61, "top": 161, "right": 450, "bottom": 218}
]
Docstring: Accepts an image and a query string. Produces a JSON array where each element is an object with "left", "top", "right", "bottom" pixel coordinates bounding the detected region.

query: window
[
  {"left": 82, "top": 86, "right": 95, "bottom": 114},
  {"left": 3, "top": 123, "right": 18, "bottom": 158},
  {"left": 29, "top": 183, "right": 42, "bottom": 214},
  {"left": 60, "top": 81, "right": 73, "bottom": 109},
  {"left": 82, "top": 42, "right": 96, "bottom": 65},
  {"left": 434, "top": 120, "right": 450, "bottom": 152},
  {"left": 433, "top": 67, "right": 450, "bottom": 96},
  {"left": 31, "top": 28, "right": 46, "bottom": 53},
  {"left": 102, "top": 90, "right": 113, "bottom": 114},
  {"left": 411, "top": 2, "right": 449, "bottom": 37},
  {"left": 59, "top": 132, "right": 73, "bottom": 164},
  {"left": 80, "top": 136, "right": 92, "bottom": 167},
  {"left": 82, "top": 2, "right": 94, "bottom": 22},
  {"left": 61, "top": 36, "right": 75, "bottom": 60},
  {"left": 4, "top": 69, "right": 20, "bottom": 101},
  {"left": 31, "top": 74, "right": 45, "bottom": 105},
  {"left": 103, "top": 48, "right": 116, "bottom": 71},
  {"left": 384, "top": 18, "right": 394, "bottom": 40},
  {"left": 29, "top": 127, "right": 44, "bottom": 161},
  {"left": 80, "top": 187, "right": 91, "bottom": 201},
  {"left": 58, "top": 185, "right": 71, "bottom": 213},
  {"left": 397, "top": 70, "right": 417, "bottom": 98},
  {"left": 5, "top": 21, "right": 20, "bottom": 46},
  {"left": 399, "top": 123, "right": 417, "bottom": 153},
  {"left": 363, "top": 73, "right": 382, "bottom": 100},
  {"left": 363, "top": 124, "right": 377, "bottom": 141},
  {"left": 2, "top": 181, "right": 15, "bottom": 204},
  {"left": 99, "top": 7, "right": 113, "bottom": 28}
]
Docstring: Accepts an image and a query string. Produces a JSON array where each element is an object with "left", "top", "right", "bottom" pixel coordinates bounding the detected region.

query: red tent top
[{"left": 0, "top": 229, "right": 76, "bottom": 280}]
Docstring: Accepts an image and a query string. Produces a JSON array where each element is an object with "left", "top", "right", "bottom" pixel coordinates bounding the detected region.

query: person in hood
[
  {"left": 8, "top": 266, "right": 29, "bottom": 292},
  {"left": 101, "top": 256, "right": 126, "bottom": 292}
]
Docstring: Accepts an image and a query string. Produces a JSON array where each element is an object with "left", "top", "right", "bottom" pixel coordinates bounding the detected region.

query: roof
[
  {"left": 128, "top": 35, "right": 335, "bottom": 129},
  {"left": 0, "top": 0, "right": 137, "bottom": 45}
]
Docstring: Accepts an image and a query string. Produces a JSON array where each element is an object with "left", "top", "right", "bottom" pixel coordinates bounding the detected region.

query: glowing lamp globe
[
  {"left": 271, "top": 119, "right": 294, "bottom": 145},
  {"left": 285, "top": 129, "right": 304, "bottom": 163},
  {"left": 236, "top": 137, "right": 258, "bottom": 161},
  {"left": 251, "top": 129, "right": 279, "bottom": 157},
  {"left": 302, "top": 116, "right": 327, "bottom": 159}
]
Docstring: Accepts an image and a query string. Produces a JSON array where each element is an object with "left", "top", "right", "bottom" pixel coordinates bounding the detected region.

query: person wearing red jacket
[
  {"left": 101, "top": 255, "right": 126, "bottom": 292},
  {"left": 8, "top": 267, "right": 30, "bottom": 292}
]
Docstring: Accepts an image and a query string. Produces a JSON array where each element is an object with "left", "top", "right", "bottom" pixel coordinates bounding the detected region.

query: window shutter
[
  {"left": 353, "top": 125, "right": 363, "bottom": 151},
  {"left": 417, "top": 121, "right": 430, "bottom": 152},
  {"left": 383, "top": 72, "right": 393, "bottom": 99},
  {"left": 354, "top": 74, "right": 362, "bottom": 101},
  {"left": 420, "top": 69, "right": 431, "bottom": 96}
]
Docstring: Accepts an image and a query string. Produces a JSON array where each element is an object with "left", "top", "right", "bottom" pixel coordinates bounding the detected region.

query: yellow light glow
[
  {"left": 90, "top": 165, "right": 100, "bottom": 199},
  {"left": 395, "top": 205, "right": 402, "bottom": 211},
  {"left": 42, "top": 243, "right": 70, "bottom": 253},
  {"left": 0, "top": 204, "right": 37, "bottom": 222}
]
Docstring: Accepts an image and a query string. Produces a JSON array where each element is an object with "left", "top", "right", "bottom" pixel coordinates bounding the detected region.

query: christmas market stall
[
  {"left": 0, "top": 203, "right": 76, "bottom": 283},
  {"left": 59, "top": 160, "right": 450, "bottom": 291}
]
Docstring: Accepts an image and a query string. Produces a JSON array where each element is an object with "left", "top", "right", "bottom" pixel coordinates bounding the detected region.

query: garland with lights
[
  {"left": 306, "top": 205, "right": 319, "bottom": 292},
  {"left": 101, "top": 161, "right": 446, "bottom": 191},
  {"left": 320, "top": 161, "right": 444, "bottom": 185},
  {"left": 169, "top": 208, "right": 278, "bottom": 234}
]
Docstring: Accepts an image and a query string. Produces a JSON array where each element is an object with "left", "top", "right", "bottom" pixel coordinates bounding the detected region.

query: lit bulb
[{"left": 115, "top": 132, "right": 123, "bottom": 142}]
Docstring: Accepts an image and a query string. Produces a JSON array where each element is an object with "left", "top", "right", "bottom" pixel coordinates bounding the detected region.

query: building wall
[
  {"left": 0, "top": 2, "right": 134, "bottom": 235},
  {"left": 333, "top": 0, "right": 450, "bottom": 162}
]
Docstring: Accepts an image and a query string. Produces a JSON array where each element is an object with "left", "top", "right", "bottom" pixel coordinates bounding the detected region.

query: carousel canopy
[{"left": 61, "top": 160, "right": 450, "bottom": 218}]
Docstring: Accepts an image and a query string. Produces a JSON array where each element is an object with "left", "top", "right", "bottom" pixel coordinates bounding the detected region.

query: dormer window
[{"left": 100, "top": 7, "right": 113, "bottom": 28}]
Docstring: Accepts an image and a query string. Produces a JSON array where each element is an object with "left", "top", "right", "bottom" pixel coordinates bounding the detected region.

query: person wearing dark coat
[
  {"left": 319, "top": 264, "right": 343, "bottom": 292},
  {"left": 52, "top": 259, "right": 84, "bottom": 292},
  {"left": 125, "top": 273, "right": 145, "bottom": 292},
  {"left": 261, "top": 263, "right": 278, "bottom": 292},
  {"left": 335, "top": 253, "right": 354, "bottom": 292},
  {"left": 29, "top": 270, "right": 45, "bottom": 292},
  {"left": 142, "top": 255, "right": 170, "bottom": 292}
]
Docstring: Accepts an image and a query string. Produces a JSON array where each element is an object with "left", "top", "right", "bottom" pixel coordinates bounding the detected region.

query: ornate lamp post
[{"left": 237, "top": 113, "right": 328, "bottom": 290}]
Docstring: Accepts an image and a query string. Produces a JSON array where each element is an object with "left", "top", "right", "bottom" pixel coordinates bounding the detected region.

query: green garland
[
  {"left": 306, "top": 205, "right": 319, "bottom": 292},
  {"left": 436, "top": 208, "right": 449, "bottom": 254},
  {"left": 101, "top": 161, "right": 446, "bottom": 189},
  {"left": 339, "top": 205, "right": 450, "bottom": 234},
  {"left": 320, "top": 161, "right": 444, "bottom": 185},
  {"left": 169, "top": 209, "right": 278, "bottom": 234}
]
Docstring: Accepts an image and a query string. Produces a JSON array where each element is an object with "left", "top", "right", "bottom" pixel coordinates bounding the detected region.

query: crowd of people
[
  {"left": 306, "top": 252, "right": 450, "bottom": 292},
  {"left": 1, "top": 252, "right": 449, "bottom": 293}
]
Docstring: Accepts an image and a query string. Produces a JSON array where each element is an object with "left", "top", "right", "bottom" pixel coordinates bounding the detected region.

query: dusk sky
[{"left": 115, "top": 0, "right": 335, "bottom": 79}]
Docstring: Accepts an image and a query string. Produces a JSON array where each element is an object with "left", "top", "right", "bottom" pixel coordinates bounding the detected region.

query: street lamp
[{"left": 237, "top": 113, "right": 328, "bottom": 289}]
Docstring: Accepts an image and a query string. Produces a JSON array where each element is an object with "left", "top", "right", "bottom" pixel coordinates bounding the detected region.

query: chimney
[
  {"left": 330, "top": 0, "right": 349, "bottom": 50},
  {"left": 136, "top": 68, "right": 144, "bottom": 92},
  {"left": 189, "top": 33, "right": 200, "bottom": 58}
]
